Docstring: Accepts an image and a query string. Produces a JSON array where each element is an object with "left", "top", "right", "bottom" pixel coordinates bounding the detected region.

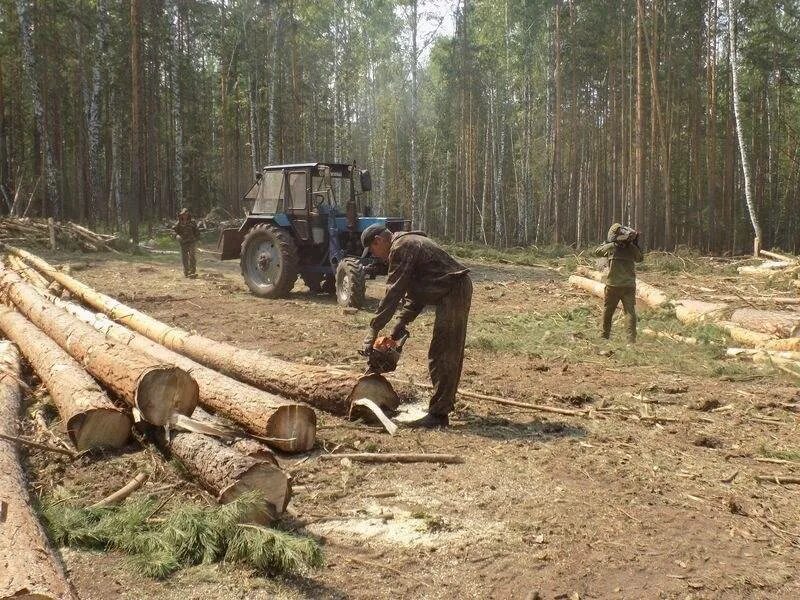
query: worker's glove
[
  {"left": 391, "top": 322, "right": 410, "bottom": 341},
  {"left": 361, "top": 331, "right": 378, "bottom": 356},
  {"left": 175, "top": 234, "right": 182, "bottom": 242}
]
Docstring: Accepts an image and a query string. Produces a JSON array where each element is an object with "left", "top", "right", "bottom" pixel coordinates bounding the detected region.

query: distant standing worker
[
  {"left": 173, "top": 208, "right": 199, "bottom": 278},
  {"left": 362, "top": 224, "right": 472, "bottom": 429},
  {"left": 593, "top": 223, "right": 643, "bottom": 343}
]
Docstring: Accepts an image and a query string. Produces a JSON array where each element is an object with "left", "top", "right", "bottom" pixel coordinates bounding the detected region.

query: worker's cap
[
  {"left": 179, "top": 207, "right": 190, "bottom": 217},
  {"left": 360, "top": 224, "right": 388, "bottom": 257}
]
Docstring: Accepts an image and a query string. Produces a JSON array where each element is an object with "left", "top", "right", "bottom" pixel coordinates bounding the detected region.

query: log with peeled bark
[
  {"left": 716, "top": 321, "right": 776, "bottom": 348},
  {"left": 758, "top": 250, "right": 797, "bottom": 263},
  {"left": 36, "top": 289, "right": 316, "bottom": 453},
  {"left": 575, "top": 265, "right": 605, "bottom": 281},
  {"left": 0, "top": 341, "right": 78, "bottom": 600},
  {"left": 168, "top": 431, "right": 291, "bottom": 522},
  {"left": 0, "top": 307, "right": 131, "bottom": 450},
  {"left": 673, "top": 299, "right": 729, "bottom": 324},
  {"left": 571, "top": 269, "right": 668, "bottom": 308},
  {"left": 568, "top": 275, "right": 606, "bottom": 298},
  {"left": 729, "top": 308, "right": 800, "bottom": 338},
  {"left": 0, "top": 265, "right": 198, "bottom": 426},
  {"left": 9, "top": 246, "right": 399, "bottom": 416},
  {"left": 764, "top": 337, "right": 800, "bottom": 352}
]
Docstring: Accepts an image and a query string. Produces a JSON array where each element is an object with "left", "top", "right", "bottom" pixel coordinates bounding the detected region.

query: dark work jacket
[
  {"left": 370, "top": 232, "right": 469, "bottom": 334},
  {"left": 173, "top": 220, "right": 200, "bottom": 245},
  {"left": 593, "top": 241, "right": 643, "bottom": 287}
]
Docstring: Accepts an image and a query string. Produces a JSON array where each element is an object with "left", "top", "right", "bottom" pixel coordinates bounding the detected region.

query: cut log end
[
  {"left": 68, "top": 408, "right": 132, "bottom": 451},
  {"left": 218, "top": 461, "right": 291, "bottom": 522},
  {"left": 265, "top": 404, "right": 316, "bottom": 453},
  {"left": 135, "top": 366, "right": 199, "bottom": 426},
  {"left": 347, "top": 374, "right": 401, "bottom": 415}
]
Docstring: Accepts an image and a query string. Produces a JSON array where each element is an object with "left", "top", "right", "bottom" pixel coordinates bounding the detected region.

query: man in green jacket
[
  {"left": 173, "top": 208, "right": 200, "bottom": 278},
  {"left": 593, "top": 223, "right": 643, "bottom": 343}
]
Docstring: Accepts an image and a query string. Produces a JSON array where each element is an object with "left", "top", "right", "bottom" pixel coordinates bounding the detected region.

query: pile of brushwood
[
  {"left": 0, "top": 246, "right": 404, "bottom": 599},
  {"left": 0, "top": 218, "right": 122, "bottom": 252}
]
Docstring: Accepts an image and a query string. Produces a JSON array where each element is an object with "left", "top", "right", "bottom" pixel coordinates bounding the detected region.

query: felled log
[
  {"left": 10, "top": 246, "right": 399, "bottom": 416},
  {"left": 0, "top": 341, "right": 78, "bottom": 600},
  {"left": 729, "top": 308, "right": 800, "bottom": 338},
  {"left": 636, "top": 280, "right": 669, "bottom": 308},
  {"left": 0, "top": 265, "right": 198, "bottom": 426},
  {"left": 40, "top": 290, "right": 316, "bottom": 453},
  {"left": 231, "top": 438, "right": 278, "bottom": 465},
  {"left": 0, "top": 307, "right": 131, "bottom": 450},
  {"left": 759, "top": 250, "right": 796, "bottom": 263},
  {"left": 726, "top": 347, "right": 800, "bottom": 362},
  {"left": 568, "top": 275, "right": 605, "bottom": 298},
  {"left": 8, "top": 253, "right": 49, "bottom": 289},
  {"left": 716, "top": 321, "right": 776, "bottom": 348},
  {"left": 571, "top": 270, "right": 668, "bottom": 308},
  {"left": 169, "top": 431, "right": 290, "bottom": 522},
  {"left": 764, "top": 337, "right": 800, "bottom": 352},
  {"left": 673, "top": 299, "right": 729, "bottom": 325},
  {"left": 738, "top": 261, "right": 797, "bottom": 276},
  {"left": 575, "top": 265, "right": 604, "bottom": 281}
]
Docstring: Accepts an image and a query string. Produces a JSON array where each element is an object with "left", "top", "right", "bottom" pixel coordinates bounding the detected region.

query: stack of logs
[{"left": 0, "top": 247, "right": 401, "bottom": 599}]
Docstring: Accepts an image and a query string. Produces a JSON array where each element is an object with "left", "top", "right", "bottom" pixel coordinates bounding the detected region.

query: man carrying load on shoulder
[{"left": 593, "top": 223, "right": 643, "bottom": 343}]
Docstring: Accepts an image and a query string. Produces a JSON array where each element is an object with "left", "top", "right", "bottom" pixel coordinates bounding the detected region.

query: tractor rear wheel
[
  {"left": 335, "top": 258, "right": 366, "bottom": 308},
  {"left": 240, "top": 224, "right": 298, "bottom": 298}
]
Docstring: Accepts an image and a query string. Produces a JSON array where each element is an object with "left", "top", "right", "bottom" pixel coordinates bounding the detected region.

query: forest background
[{"left": 1, "top": 0, "right": 798, "bottom": 253}]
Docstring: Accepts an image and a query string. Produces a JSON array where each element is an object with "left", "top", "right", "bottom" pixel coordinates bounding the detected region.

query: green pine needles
[{"left": 40, "top": 490, "right": 324, "bottom": 579}]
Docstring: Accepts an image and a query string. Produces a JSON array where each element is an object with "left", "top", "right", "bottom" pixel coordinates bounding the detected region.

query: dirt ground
[{"left": 18, "top": 246, "right": 800, "bottom": 600}]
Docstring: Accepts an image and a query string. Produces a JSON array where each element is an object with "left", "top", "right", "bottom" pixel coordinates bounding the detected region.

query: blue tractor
[{"left": 218, "top": 162, "right": 410, "bottom": 308}]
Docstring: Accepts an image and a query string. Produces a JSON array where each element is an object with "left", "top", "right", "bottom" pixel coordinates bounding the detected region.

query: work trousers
[
  {"left": 180, "top": 242, "right": 197, "bottom": 276},
  {"left": 428, "top": 275, "right": 473, "bottom": 416},
  {"left": 602, "top": 285, "right": 636, "bottom": 342}
]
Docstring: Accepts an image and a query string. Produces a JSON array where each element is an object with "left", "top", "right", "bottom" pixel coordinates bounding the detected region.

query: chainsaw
[{"left": 361, "top": 330, "right": 409, "bottom": 375}]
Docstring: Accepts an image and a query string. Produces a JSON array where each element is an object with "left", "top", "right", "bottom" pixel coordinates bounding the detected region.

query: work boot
[
  {"left": 188, "top": 273, "right": 198, "bottom": 279},
  {"left": 406, "top": 413, "right": 449, "bottom": 429}
]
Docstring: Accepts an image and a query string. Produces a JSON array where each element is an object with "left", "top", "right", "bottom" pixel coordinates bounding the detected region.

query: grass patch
[
  {"left": 465, "top": 302, "right": 763, "bottom": 379},
  {"left": 40, "top": 490, "right": 323, "bottom": 579},
  {"left": 759, "top": 446, "right": 800, "bottom": 462}
]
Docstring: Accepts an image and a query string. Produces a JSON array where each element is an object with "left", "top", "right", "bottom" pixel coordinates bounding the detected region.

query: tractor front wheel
[
  {"left": 335, "top": 258, "right": 366, "bottom": 308},
  {"left": 240, "top": 224, "right": 298, "bottom": 298}
]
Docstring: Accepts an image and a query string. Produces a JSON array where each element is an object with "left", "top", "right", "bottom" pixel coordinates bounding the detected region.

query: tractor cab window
[
  {"left": 253, "top": 171, "right": 283, "bottom": 214},
  {"left": 288, "top": 171, "right": 308, "bottom": 211}
]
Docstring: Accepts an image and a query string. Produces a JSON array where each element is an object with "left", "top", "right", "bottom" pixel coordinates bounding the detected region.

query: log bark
[
  {"left": 0, "top": 265, "right": 198, "bottom": 426},
  {"left": 39, "top": 290, "right": 315, "bottom": 453},
  {"left": 169, "top": 431, "right": 290, "bottom": 522},
  {"left": 729, "top": 308, "right": 800, "bottom": 338},
  {"left": 0, "top": 341, "right": 78, "bottom": 600},
  {"left": 673, "top": 299, "right": 729, "bottom": 324},
  {"left": 230, "top": 438, "right": 278, "bottom": 465},
  {"left": 9, "top": 247, "right": 399, "bottom": 416},
  {"left": 0, "top": 307, "right": 131, "bottom": 450}
]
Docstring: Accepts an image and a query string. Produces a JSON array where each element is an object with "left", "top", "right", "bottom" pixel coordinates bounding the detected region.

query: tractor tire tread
[{"left": 240, "top": 223, "right": 298, "bottom": 298}]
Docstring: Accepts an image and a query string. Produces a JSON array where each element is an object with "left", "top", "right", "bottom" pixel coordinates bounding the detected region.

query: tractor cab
[{"left": 218, "top": 161, "right": 410, "bottom": 308}]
